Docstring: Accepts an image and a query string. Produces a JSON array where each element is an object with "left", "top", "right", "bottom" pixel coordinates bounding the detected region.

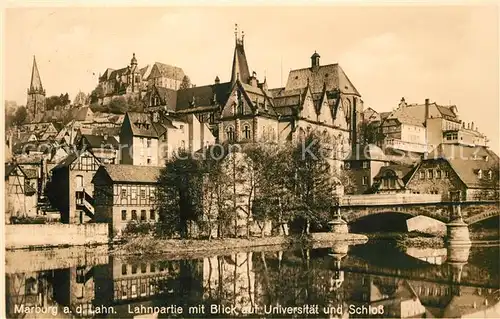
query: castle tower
[
  {"left": 230, "top": 24, "right": 251, "bottom": 85},
  {"left": 26, "top": 56, "right": 46, "bottom": 121}
]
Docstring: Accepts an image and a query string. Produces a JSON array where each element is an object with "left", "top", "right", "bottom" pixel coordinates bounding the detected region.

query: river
[{"left": 5, "top": 240, "right": 500, "bottom": 318}]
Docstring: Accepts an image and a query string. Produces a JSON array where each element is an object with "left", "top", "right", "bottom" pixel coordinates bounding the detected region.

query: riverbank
[
  {"left": 112, "top": 232, "right": 368, "bottom": 258},
  {"left": 363, "top": 232, "right": 445, "bottom": 249}
]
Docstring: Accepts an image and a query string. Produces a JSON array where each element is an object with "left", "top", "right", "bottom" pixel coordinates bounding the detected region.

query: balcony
[
  {"left": 76, "top": 190, "right": 95, "bottom": 220},
  {"left": 384, "top": 138, "right": 429, "bottom": 154}
]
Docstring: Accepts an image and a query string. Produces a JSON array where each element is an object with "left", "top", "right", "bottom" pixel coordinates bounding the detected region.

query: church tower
[
  {"left": 230, "top": 24, "right": 251, "bottom": 85},
  {"left": 26, "top": 56, "right": 46, "bottom": 121}
]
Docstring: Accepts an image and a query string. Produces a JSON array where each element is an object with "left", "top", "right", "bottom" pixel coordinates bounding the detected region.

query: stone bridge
[{"left": 339, "top": 194, "right": 499, "bottom": 225}]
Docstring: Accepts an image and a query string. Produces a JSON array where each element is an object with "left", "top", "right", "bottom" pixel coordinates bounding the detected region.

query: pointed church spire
[
  {"left": 29, "top": 55, "right": 44, "bottom": 93},
  {"left": 231, "top": 24, "right": 250, "bottom": 85}
]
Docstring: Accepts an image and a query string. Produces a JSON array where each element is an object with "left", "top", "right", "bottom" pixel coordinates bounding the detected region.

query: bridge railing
[{"left": 340, "top": 194, "right": 442, "bottom": 206}]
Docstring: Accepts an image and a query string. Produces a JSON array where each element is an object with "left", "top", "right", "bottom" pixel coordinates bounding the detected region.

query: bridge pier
[
  {"left": 446, "top": 202, "right": 471, "bottom": 246},
  {"left": 329, "top": 205, "right": 349, "bottom": 234},
  {"left": 446, "top": 219, "right": 471, "bottom": 246}
]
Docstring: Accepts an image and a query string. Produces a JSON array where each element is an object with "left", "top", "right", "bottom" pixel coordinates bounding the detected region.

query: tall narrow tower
[
  {"left": 26, "top": 56, "right": 46, "bottom": 121},
  {"left": 230, "top": 24, "right": 251, "bottom": 85}
]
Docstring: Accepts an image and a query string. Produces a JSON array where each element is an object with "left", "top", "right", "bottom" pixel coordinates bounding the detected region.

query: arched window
[
  {"left": 242, "top": 125, "right": 251, "bottom": 140},
  {"left": 75, "top": 175, "right": 83, "bottom": 191},
  {"left": 226, "top": 126, "right": 235, "bottom": 142}
]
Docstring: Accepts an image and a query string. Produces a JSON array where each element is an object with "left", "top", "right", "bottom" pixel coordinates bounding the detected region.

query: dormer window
[
  {"left": 477, "top": 169, "right": 483, "bottom": 179},
  {"left": 484, "top": 156, "right": 489, "bottom": 162},
  {"left": 488, "top": 170, "right": 493, "bottom": 180}
]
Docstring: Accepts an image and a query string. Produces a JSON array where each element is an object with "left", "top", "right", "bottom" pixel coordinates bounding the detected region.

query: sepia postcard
[{"left": 2, "top": 2, "right": 499, "bottom": 318}]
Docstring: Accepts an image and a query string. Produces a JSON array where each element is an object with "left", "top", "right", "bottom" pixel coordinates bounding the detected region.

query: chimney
[
  {"left": 424, "top": 99, "right": 430, "bottom": 120},
  {"left": 214, "top": 76, "right": 220, "bottom": 85},
  {"left": 471, "top": 122, "right": 474, "bottom": 131}
]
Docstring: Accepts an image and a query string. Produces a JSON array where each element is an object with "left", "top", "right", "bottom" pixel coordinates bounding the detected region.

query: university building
[
  {"left": 380, "top": 98, "right": 488, "bottom": 154},
  {"left": 141, "top": 27, "right": 361, "bottom": 157},
  {"left": 95, "top": 53, "right": 189, "bottom": 105}
]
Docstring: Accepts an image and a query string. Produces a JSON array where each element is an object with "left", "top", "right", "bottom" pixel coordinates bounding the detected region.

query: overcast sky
[{"left": 4, "top": 5, "right": 499, "bottom": 152}]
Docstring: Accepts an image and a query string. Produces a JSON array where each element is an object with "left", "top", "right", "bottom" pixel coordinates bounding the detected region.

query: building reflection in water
[{"left": 4, "top": 243, "right": 500, "bottom": 318}]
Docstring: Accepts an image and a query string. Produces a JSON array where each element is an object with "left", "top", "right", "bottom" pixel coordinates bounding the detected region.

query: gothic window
[
  {"left": 389, "top": 179, "right": 396, "bottom": 188},
  {"left": 243, "top": 125, "right": 251, "bottom": 140},
  {"left": 75, "top": 175, "right": 84, "bottom": 190},
  {"left": 362, "top": 176, "right": 368, "bottom": 185},
  {"left": 226, "top": 126, "right": 235, "bottom": 142},
  {"left": 428, "top": 169, "right": 434, "bottom": 179}
]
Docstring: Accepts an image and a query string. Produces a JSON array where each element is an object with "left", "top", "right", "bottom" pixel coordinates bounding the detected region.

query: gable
[
  {"left": 333, "top": 102, "right": 348, "bottom": 130},
  {"left": 299, "top": 89, "right": 317, "bottom": 121},
  {"left": 70, "top": 150, "right": 101, "bottom": 171},
  {"left": 221, "top": 84, "right": 255, "bottom": 118},
  {"left": 148, "top": 64, "right": 161, "bottom": 79},
  {"left": 317, "top": 93, "right": 333, "bottom": 125},
  {"left": 92, "top": 166, "right": 113, "bottom": 186}
]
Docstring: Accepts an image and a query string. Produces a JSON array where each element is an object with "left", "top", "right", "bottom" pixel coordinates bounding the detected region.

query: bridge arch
[
  {"left": 464, "top": 209, "right": 500, "bottom": 225},
  {"left": 346, "top": 211, "right": 445, "bottom": 233},
  {"left": 343, "top": 207, "right": 449, "bottom": 224}
]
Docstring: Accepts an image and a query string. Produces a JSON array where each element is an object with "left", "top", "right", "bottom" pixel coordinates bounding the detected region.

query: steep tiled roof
[
  {"left": 385, "top": 102, "right": 459, "bottom": 127},
  {"left": 5, "top": 163, "right": 18, "bottom": 177},
  {"left": 237, "top": 82, "right": 278, "bottom": 117},
  {"left": 71, "top": 107, "right": 93, "bottom": 122},
  {"left": 176, "top": 82, "right": 232, "bottom": 111},
  {"left": 22, "top": 168, "right": 38, "bottom": 179},
  {"left": 98, "top": 164, "right": 162, "bottom": 183},
  {"left": 380, "top": 112, "right": 391, "bottom": 121},
  {"left": 148, "top": 62, "right": 185, "bottom": 81},
  {"left": 52, "top": 153, "right": 79, "bottom": 170},
  {"left": 231, "top": 42, "right": 251, "bottom": 84},
  {"left": 374, "top": 164, "right": 414, "bottom": 183},
  {"left": 285, "top": 64, "right": 360, "bottom": 95},
  {"left": 12, "top": 141, "right": 53, "bottom": 155},
  {"left": 81, "top": 134, "right": 119, "bottom": 149},
  {"left": 143, "top": 86, "right": 178, "bottom": 111},
  {"left": 268, "top": 87, "right": 285, "bottom": 97},
  {"left": 126, "top": 112, "right": 160, "bottom": 138},
  {"left": 29, "top": 56, "right": 44, "bottom": 92},
  {"left": 428, "top": 144, "right": 499, "bottom": 188},
  {"left": 101, "top": 68, "right": 115, "bottom": 81}
]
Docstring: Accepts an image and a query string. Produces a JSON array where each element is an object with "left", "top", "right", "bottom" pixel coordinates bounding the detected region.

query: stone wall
[
  {"left": 5, "top": 223, "right": 109, "bottom": 249},
  {"left": 5, "top": 245, "right": 109, "bottom": 274}
]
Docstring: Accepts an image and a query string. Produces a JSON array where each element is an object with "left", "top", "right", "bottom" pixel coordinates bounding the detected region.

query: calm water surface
[{"left": 5, "top": 241, "right": 500, "bottom": 318}]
